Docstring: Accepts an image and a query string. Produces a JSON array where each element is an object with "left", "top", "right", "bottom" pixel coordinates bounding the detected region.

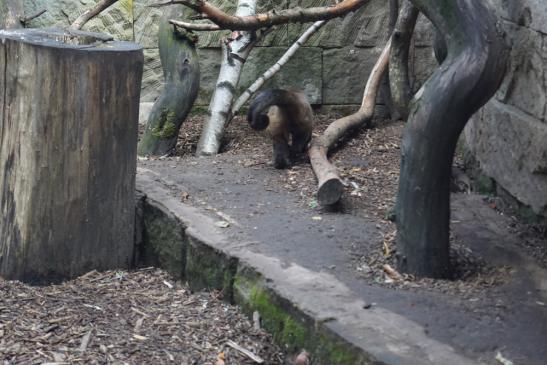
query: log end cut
[{"left": 317, "top": 178, "right": 345, "bottom": 206}]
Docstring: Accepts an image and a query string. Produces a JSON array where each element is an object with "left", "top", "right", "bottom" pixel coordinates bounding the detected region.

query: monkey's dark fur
[{"left": 247, "top": 89, "right": 314, "bottom": 169}]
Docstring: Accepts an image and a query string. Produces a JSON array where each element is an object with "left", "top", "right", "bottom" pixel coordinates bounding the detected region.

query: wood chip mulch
[{"left": 0, "top": 268, "right": 284, "bottom": 365}]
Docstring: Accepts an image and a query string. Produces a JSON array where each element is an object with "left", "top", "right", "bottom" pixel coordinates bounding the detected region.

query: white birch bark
[
  {"left": 231, "top": 19, "right": 327, "bottom": 117},
  {"left": 195, "top": 0, "right": 257, "bottom": 156}
]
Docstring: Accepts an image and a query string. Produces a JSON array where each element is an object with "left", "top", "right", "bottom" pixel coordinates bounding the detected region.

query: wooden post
[{"left": 0, "top": 28, "right": 144, "bottom": 283}]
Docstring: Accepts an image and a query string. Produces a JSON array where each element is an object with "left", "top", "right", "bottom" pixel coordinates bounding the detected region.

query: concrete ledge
[{"left": 136, "top": 167, "right": 481, "bottom": 365}]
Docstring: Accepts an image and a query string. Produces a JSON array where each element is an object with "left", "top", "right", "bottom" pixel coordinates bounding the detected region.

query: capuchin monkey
[{"left": 247, "top": 89, "right": 314, "bottom": 169}]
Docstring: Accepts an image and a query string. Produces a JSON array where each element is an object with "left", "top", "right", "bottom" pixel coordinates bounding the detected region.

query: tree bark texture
[
  {"left": 0, "top": 0, "right": 24, "bottom": 29},
  {"left": 378, "top": 0, "right": 399, "bottom": 121},
  {"left": 153, "top": 0, "right": 369, "bottom": 31},
  {"left": 0, "top": 28, "right": 143, "bottom": 283},
  {"left": 389, "top": 0, "right": 418, "bottom": 120},
  {"left": 137, "top": 22, "right": 200, "bottom": 156},
  {"left": 195, "top": 0, "right": 257, "bottom": 156},
  {"left": 396, "top": 0, "right": 508, "bottom": 278},
  {"left": 309, "top": 39, "right": 391, "bottom": 205}
]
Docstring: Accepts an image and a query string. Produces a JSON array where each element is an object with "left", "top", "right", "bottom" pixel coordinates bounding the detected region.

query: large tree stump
[{"left": 0, "top": 28, "right": 143, "bottom": 283}]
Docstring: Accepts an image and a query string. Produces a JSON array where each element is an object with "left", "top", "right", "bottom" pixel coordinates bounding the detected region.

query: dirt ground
[
  {"left": 0, "top": 269, "right": 284, "bottom": 364},
  {"left": 3, "top": 111, "right": 545, "bottom": 365},
  {"left": 170, "top": 111, "right": 547, "bottom": 291}
]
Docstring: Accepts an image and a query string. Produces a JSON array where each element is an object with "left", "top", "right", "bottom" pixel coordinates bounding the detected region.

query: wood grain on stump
[{"left": 0, "top": 28, "right": 143, "bottom": 283}]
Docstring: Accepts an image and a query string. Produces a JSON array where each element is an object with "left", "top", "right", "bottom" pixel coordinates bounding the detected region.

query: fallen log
[{"left": 309, "top": 38, "right": 391, "bottom": 206}]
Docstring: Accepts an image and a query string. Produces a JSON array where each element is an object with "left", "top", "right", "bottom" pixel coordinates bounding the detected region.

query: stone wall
[
  {"left": 22, "top": 0, "right": 435, "bottom": 106},
  {"left": 464, "top": 0, "right": 547, "bottom": 217}
]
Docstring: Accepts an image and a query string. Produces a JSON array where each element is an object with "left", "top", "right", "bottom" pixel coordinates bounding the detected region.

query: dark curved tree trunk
[
  {"left": 389, "top": 0, "right": 418, "bottom": 119},
  {"left": 138, "top": 17, "right": 200, "bottom": 157},
  {"left": 395, "top": 0, "right": 508, "bottom": 278}
]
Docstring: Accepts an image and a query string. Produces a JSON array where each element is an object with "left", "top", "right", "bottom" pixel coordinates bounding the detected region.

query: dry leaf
[
  {"left": 294, "top": 350, "right": 310, "bottom": 365},
  {"left": 215, "top": 351, "right": 226, "bottom": 365},
  {"left": 215, "top": 220, "right": 230, "bottom": 228}
]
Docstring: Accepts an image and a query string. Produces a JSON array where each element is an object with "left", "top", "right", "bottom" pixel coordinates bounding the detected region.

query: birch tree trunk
[
  {"left": 395, "top": 0, "right": 508, "bottom": 278},
  {"left": 195, "top": 0, "right": 257, "bottom": 156},
  {"left": 0, "top": 28, "right": 143, "bottom": 284}
]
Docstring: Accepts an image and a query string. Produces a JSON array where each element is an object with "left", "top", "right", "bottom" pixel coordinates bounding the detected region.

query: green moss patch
[{"left": 185, "top": 239, "right": 238, "bottom": 301}]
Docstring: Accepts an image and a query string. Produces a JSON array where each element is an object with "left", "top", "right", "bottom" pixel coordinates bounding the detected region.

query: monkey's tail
[{"left": 247, "top": 89, "right": 292, "bottom": 126}]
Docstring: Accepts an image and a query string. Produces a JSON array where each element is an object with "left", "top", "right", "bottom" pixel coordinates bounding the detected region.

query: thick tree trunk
[
  {"left": 195, "top": 0, "right": 257, "bottom": 156},
  {"left": 389, "top": 0, "right": 418, "bottom": 119},
  {"left": 138, "top": 20, "right": 200, "bottom": 156},
  {"left": 395, "top": 0, "right": 507, "bottom": 278},
  {"left": 0, "top": 28, "right": 143, "bottom": 283},
  {"left": 0, "top": 0, "right": 23, "bottom": 29}
]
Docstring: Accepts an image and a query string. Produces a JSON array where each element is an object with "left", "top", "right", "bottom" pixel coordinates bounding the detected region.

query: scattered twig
[
  {"left": 252, "top": 311, "right": 261, "bottom": 330},
  {"left": 131, "top": 307, "right": 149, "bottom": 318},
  {"left": 382, "top": 264, "right": 403, "bottom": 281},
  {"left": 78, "top": 329, "right": 93, "bottom": 353},
  {"left": 163, "top": 280, "right": 174, "bottom": 289},
  {"left": 226, "top": 340, "right": 264, "bottom": 363}
]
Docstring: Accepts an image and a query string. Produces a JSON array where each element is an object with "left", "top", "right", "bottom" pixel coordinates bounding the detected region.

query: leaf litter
[{"left": 0, "top": 268, "right": 284, "bottom": 364}]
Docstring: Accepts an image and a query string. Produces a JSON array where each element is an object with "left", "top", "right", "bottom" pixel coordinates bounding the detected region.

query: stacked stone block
[{"left": 465, "top": 0, "right": 547, "bottom": 217}]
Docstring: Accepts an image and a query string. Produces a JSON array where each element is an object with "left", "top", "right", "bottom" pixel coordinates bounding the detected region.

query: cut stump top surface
[{"left": 0, "top": 28, "right": 142, "bottom": 52}]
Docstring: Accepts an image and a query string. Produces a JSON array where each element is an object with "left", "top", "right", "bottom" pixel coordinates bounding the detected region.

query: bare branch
[
  {"left": 71, "top": 0, "right": 119, "bottom": 30},
  {"left": 309, "top": 38, "right": 392, "bottom": 205},
  {"left": 169, "top": 19, "right": 220, "bottom": 31},
  {"left": 231, "top": 19, "right": 327, "bottom": 116},
  {"left": 20, "top": 9, "right": 47, "bottom": 26},
  {"left": 231, "top": 0, "right": 340, "bottom": 116},
  {"left": 152, "top": 0, "right": 369, "bottom": 30}
]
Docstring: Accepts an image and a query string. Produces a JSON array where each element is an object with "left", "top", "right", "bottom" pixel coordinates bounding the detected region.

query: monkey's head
[{"left": 247, "top": 112, "right": 269, "bottom": 131}]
